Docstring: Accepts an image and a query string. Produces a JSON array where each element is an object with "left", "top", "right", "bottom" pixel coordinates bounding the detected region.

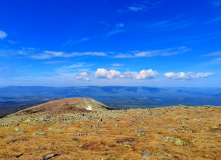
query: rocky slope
[
  {"left": 0, "top": 98, "right": 111, "bottom": 125},
  {"left": 0, "top": 98, "right": 220, "bottom": 160}
]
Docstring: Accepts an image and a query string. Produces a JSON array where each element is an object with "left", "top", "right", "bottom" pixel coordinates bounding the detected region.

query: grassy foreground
[{"left": 0, "top": 104, "right": 220, "bottom": 160}]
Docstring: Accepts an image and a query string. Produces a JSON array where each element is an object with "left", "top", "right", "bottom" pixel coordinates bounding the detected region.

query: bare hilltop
[{"left": 0, "top": 98, "right": 220, "bottom": 160}]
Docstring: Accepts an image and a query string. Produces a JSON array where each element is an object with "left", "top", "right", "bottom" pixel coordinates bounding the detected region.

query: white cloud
[
  {"left": 128, "top": 6, "right": 144, "bottom": 12},
  {"left": 112, "top": 63, "right": 124, "bottom": 66},
  {"left": 116, "top": 23, "right": 124, "bottom": 28},
  {"left": 119, "top": 1, "right": 163, "bottom": 13},
  {"left": 204, "top": 51, "right": 221, "bottom": 56},
  {"left": 105, "top": 30, "right": 124, "bottom": 38},
  {"left": 115, "top": 46, "right": 190, "bottom": 58},
  {"left": 210, "top": 0, "right": 221, "bottom": 7},
  {"left": 75, "top": 72, "right": 90, "bottom": 81},
  {"left": 136, "top": 70, "right": 158, "bottom": 79},
  {"left": 0, "top": 30, "right": 7, "bottom": 39},
  {"left": 164, "top": 72, "right": 214, "bottom": 80},
  {"left": 146, "top": 17, "right": 192, "bottom": 32},
  {"left": 104, "top": 23, "right": 125, "bottom": 38},
  {"left": 62, "top": 36, "right": 94, "bottom": 47},
  {"left": 31, "top": 51, "right": 107, "bottom": 59},
  {"left": 120, "top": 71, "right": 138, "bottom": 79},
  {"left": 95, "top": 68, "right": 120, "bottom": 79},
  {"left": 44, "top": 61, "right": 66, "bottom": 64},
  {"left": 206, "top": 15, "right": 221, "bottom": 23},
  {"left": 120, "top": 69, "right": 158, "bottom": 79},
  {"left": 66, "top": 63, "right": 84, "bottom": 69}
]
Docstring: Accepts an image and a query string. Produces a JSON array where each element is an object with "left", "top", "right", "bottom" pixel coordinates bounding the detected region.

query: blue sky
[{"left": 0, "top": 0, "right": 221, "bottom": 87}]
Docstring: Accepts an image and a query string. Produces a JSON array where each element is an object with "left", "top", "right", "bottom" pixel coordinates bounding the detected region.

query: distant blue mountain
[{"left": 0, "top": 86, "right": 220, "bottom": 108}]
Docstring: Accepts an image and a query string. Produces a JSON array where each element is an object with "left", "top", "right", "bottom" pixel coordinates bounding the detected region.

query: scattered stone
[
  {"left": 7, "top": 135, "right": 16, "bottom": 138},
  {"left": 16, "top": 153, "right": 23, "bottom": 158},
  {"left": 72, "top": 138, "right": 79, "bottom": 141},
  {"left": 163, "top": 136, "right": 186, "bottom": 146},
  {"left": 180, "top": 126, "right": 185, "bottom": 128},
  {"left": 34, "top": 130, "right": 48, "bottom": 135},
  {"left": 194, "top": 119, "right": 201, "bottom": 122},
  {"left": 74, "top": 132, "right": 87, "bottom": 136},
  {"left": 135, "top": 129, "right": 146, "bottom": 135},
  {"left": 158, "top": 145, "right": 166, "bottom": 148},
  {"left": 140, "top": 151, "right": 150, "bottom": 158},
  {"left": 43, "top": 153, "right": 58, "bottom": 160},
  {"left": 48, "top": 127, "right": 65, "bottom": 131},
  {"left": 74, "top": 133, "right": 83, "bottom": 136},
  {"left": 195, "top": 112, "right": 202, "bottom": 115},
  {"left": 205, "top": 136, "right": 213, "bottom": 139},
  {"left": 160, "top": 154, "right": 166, "bottom": 157},
  {"left": 15, "top": 127, "right": 24, "bottom": 132},
  {"left": 114, "top": 124, "right": 118, "bottom": 127},
  {"left": 171, "top": 129, "right": 177, "bottom": 133},
  {"left": 94, "top": 131, "right": 100, "bottom": 134},
  {"left": 185, "top": 116, "right": 189, "bottom": 120}
]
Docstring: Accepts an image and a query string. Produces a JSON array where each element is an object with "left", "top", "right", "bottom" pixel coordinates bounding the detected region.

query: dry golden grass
[{"left": 0, "top": 104, "right": 220, "bottom": 160}]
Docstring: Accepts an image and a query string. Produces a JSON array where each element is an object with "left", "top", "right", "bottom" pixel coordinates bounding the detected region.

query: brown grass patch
[{"left": 0, "top": 105, "right": 221, "bottom": 160}]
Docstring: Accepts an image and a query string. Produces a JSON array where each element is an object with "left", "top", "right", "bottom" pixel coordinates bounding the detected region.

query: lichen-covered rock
[
  {"left": 135, "top": 129, "right": 146, "bottom": 135},
  {"left": 43, "top": 153, "right": 58, "bottom": 160},
  {"left": 7, "top": 135, "right": 16, "bottom": 138},
  {"left": 163, "top": 136, "right": 186, "bottom": 146},
  {"left": 140, "top": 151, "right": 150, "bottom": 158},
  {"left": 48, "top": 127, "right": 65, "bottom": 131},
  {"left": 34, "top": 130, "right": 48, "bottom": 135},
  {"left": 15, "top": 127, "right": 24, "bottom": 132}
]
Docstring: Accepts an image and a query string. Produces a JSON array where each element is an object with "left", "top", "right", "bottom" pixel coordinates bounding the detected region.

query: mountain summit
[{"left": 0, "top": 98, "right": 111, "bottom": 124}]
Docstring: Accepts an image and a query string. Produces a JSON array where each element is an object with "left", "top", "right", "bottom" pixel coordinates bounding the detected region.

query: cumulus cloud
[
  {"left": 115, "top": 46, "right": 190, "bottom": 58},
  {"left": 164, "top": 72, "right": 214, "bottom": 80},
  {"left": 75, "top": 72, "right": 90, "bottom": 81},
  {"left": 31, "top": 51, "right": 107, "bottom": 59},
  {"left": 120, "top": 69, "right": 158, "bottom": 79},
  {"left": 95, "top": 68, "right": 120, "bottom": 79},
  {"left": 0, "top": 30, "right": 7, "bottom": 39}
]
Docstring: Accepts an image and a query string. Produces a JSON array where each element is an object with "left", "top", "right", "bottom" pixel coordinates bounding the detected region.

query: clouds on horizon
[
  {"left": 164, "top": 72, "right": 214, "bottom": 80},
  {"left": 75, "top": 72, "right": 90, "bottom": 81},
  {"left": 76, "top": 69, "right": 214, "bottom": 81},
  {"left": 120, "top": 69, "right": 158, "bottom": 79},
  {"left": 95, "top": 68, "right": 121, "bottom": 79}
]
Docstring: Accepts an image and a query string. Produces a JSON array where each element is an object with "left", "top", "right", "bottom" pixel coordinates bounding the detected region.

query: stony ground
[{"left": 0, "top": 100, "right": 220, "bottom": 160}]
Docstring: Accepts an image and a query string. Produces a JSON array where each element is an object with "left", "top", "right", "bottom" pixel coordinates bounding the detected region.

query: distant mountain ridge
[
  {"left": 0, "top": 86, "right": 207, "bottom": 98},
  {"left": 0, "top": 86, "right": 221, "bottom": 109}
]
